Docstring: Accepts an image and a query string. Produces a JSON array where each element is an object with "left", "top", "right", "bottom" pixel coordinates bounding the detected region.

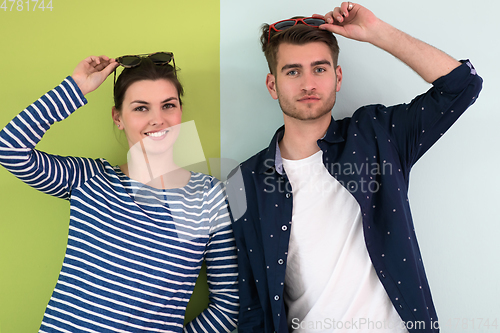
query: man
[{"left": 226, "top": 2, "right": 482, "bottom": 332}]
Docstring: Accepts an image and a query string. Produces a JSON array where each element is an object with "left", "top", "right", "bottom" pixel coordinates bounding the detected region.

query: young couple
[{"left": 0, "top": 2, "right": 481, "bottom": 332}]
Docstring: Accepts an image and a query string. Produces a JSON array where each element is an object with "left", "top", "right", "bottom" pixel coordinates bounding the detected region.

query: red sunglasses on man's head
[{"left": 268, "top": 17, "right": 326, "bottom": 42}]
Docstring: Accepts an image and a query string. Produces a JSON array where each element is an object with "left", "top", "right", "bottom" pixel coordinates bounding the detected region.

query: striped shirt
[{"left": 0, "top": 77, "right": 239, "bottom": 332}]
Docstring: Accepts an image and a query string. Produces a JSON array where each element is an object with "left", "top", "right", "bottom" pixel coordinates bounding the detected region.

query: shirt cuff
[
  {"left": 432, "top": 59, "right": 478, "bottom": 94},
  {"left": 64, "top": 75, "right": 88, "bottom": 107}
]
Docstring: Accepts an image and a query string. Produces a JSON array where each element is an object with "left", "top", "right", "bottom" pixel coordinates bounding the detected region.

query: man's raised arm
[{"left": 317, "top": 2, "right": 461, "bottom": 83}]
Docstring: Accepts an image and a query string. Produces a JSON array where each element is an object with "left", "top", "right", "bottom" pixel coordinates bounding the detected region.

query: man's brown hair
[{"left": 261, "top": 19, "right": 340, "bottom": 75}]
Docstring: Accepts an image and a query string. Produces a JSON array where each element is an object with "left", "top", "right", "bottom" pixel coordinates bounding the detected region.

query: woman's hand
[{"left": 71, "top": 55, "right": 119, "bottom": 96}]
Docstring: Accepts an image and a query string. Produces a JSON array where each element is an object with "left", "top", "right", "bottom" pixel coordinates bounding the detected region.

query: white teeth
[{"left": 146, "top": 130, "right": 168, "bottom": 137}]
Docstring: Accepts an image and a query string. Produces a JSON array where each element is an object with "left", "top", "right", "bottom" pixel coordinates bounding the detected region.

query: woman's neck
[{"left": 121, "top": 145, "right": 190, "bottom": 189}]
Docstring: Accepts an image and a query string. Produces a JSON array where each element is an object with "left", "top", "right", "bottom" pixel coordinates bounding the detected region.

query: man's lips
[{"left": 298, "top": 95, "right": 320, "bottom": 102}]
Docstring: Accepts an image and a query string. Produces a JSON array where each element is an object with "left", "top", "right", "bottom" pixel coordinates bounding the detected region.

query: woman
[{"left": 0, "top": 54, "right": 238, "bottom": 332}]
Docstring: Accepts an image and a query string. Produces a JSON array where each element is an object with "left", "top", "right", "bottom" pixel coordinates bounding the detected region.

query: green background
[{"left": 0, "top": 1, "right": 220, "bottom": 331}]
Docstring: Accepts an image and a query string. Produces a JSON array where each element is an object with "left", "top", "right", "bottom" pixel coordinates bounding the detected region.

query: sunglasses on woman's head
[
  {"left": 114, "top": 52, "right": 175, "bottom": 85},
  {"left": 268, "top": 17, "right": 326, "bottom": 42}
]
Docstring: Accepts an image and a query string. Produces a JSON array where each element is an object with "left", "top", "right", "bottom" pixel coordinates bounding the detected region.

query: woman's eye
[
  {"left": 134, "top": 106, "right": 147, "bottom": 112},
  {"left": 163, "top": 103, "right": 175, "bottom": 109}
]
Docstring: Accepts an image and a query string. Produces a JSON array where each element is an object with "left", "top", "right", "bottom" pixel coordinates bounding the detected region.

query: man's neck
[{"left": 279, "top": 114, "right": 331, "bottom": 160}]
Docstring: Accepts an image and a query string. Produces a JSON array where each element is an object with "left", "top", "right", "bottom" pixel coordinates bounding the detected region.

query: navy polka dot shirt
[{"left": 227, "top": 60, "right": 482, "bottom": 333}]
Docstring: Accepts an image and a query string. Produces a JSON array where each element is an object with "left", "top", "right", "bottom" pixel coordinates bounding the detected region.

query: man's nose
[{"left": 301, "top": 71, "right": 317, "bottom": 92}]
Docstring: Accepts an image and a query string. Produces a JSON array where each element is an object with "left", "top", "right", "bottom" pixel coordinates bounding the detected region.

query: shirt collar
[
  {"left": 322, "top": 117, "right": 344, "bottom": 144},
  {"left": 257, "top": 116, "right": 345, "bottom": 175},
  {"left": 257, "top": 125, "right": 285, "bottom": 175}
]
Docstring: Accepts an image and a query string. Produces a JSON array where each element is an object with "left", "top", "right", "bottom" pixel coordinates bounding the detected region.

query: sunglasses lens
[
  {"left": 149, "top": 52, "right": 172, "bottom": 65},
  {"left": 303, "top": 18, "right": 326, "bottom": 26},
  {"left": 274, "top": 20, "right": 297, "bottom": 31},
  {"left": 118, "top": 56, "right": 141, "bottom": 68}
]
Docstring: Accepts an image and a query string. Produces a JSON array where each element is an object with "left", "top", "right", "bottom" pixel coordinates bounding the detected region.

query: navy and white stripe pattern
[{"left": 0, "top": 77, "right": 239, "bottom": 332}]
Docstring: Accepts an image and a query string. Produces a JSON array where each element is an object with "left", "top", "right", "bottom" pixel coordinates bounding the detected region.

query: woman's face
[{"left": 112, "top": 79, "right": 182, "bottom": 152}]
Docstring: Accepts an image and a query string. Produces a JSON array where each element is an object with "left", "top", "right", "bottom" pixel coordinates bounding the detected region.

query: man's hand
[
  {"left": 314, "top": 2, "right": 461, "bottom": 83},
  {"left": 71, "top": 55, "right": 119, "bottom": 96},
  {"left": 314, "top": 2, "right": 380, "bottom": 43}
]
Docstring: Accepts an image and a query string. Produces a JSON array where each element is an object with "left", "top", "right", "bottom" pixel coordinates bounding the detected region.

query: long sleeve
[
  {"left": 0, "top": 76, "right": 104, "bottom": 199},
  {"left": 367, "top": 60, "right": 482, "bottom": 171},
  {"left": 233, "top": 233, "right": 265, "bottom": 333},
  {"left": 226, "top": 166, "right": 267, "bottom": 333},
  {"left": 184, "top": 181, "right": 239, "bottom": 333}
]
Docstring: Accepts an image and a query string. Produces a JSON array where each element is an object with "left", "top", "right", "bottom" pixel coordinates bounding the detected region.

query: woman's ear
[{"left": 112, "top": 106, "right": 122, "bottom": 129}]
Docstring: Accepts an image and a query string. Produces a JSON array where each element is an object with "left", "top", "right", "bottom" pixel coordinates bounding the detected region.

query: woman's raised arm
[
  {"left": 0, "top": 55, "right": 117, "bottom": 199},
  {"left": 71, "top": 55, "right": 119, "bottom": 96}
]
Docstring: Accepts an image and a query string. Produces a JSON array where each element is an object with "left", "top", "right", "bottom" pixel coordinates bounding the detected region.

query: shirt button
[
  {"left": 285, "top": 193, "right": 291, "bottom": 198},
  {"left": 278, "top": 259, "right": 284, "bottom": 265},
  {"left": 282, "top": 225, "right": 288, "bottom": 231},
  {"left": 274, "top": 295, "right": 280, "bottom": 301}
]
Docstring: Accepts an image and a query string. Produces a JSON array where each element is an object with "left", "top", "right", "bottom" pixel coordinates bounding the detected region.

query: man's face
[{"left": 266, "top": 42, "right": 342, "bottom": 121}]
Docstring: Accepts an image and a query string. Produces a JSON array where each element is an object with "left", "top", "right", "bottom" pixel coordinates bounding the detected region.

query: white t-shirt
[{"left": 282, "top": 150, "right": 407, "bottom": 333}]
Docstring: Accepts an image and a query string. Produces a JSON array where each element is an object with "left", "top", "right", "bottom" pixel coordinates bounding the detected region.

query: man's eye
[
  {"left": 287, "top": 70, "right": 298, "bottom": 76},
  {"left": 315, "top": 67, "right": 326, "bottom": 73}
]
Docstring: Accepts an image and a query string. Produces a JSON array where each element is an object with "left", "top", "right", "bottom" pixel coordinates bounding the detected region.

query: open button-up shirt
[{"left": 227, "top": 60, "right": 482, "bottom": 333}]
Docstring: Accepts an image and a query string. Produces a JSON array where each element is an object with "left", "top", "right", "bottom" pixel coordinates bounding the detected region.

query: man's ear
[
  {"left": 266, "top": 73, "right": 278, "bottom": 100},
  {"left": 335, "top": 65, "right": 343, "bottom": 92}
]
